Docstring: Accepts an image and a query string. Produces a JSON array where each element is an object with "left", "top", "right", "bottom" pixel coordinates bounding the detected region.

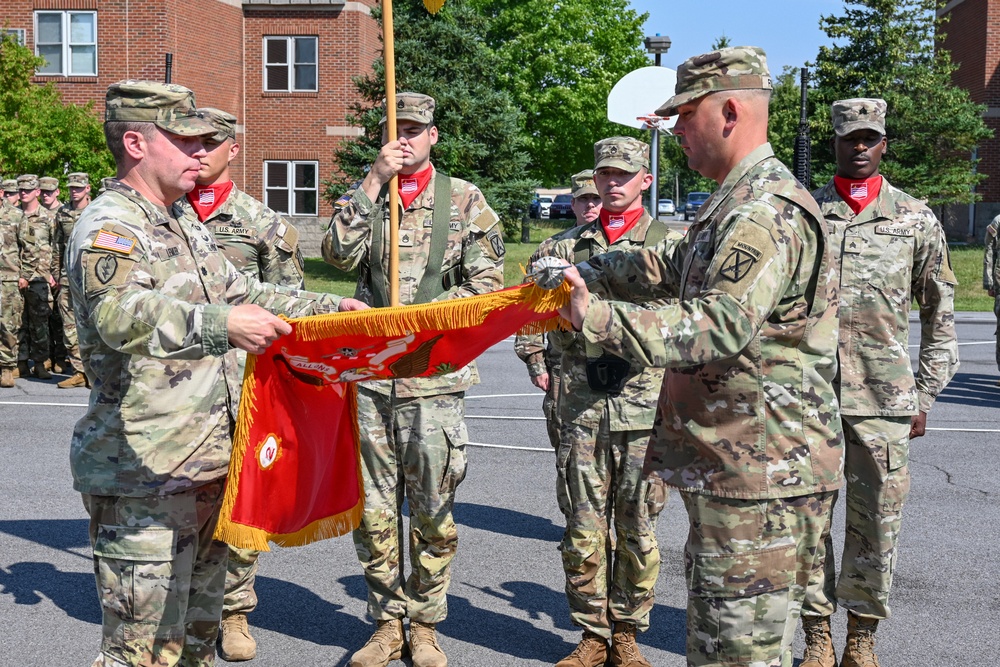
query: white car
[
  {"left": 657, "top": 198, "right": 675, "bottom": 216},
  {"left": 538, "top": 196, "right": 553, "bottom": 219}
]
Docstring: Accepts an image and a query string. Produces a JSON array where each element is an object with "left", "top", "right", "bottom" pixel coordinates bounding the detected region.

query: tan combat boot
[
  {"left": 33, "top": 363, "right": 52, "bottom": 380},
  {"left": 841, "top": 614, "right": 880, "bottom": 667},
  {"left": 556, "top": 630, "right": 608, "bottom": 667},
  {"left": 349, "top": 619, "right": 406, "bottom": 667},
  {"left": 409, "top": 621, "right": 447, "bottom": 667},
  {"left": 609, "top": 622, "right": 652, "bottom": 667},
  {"left": 57, "top": 372, "right": 87, "bottom": 388},
  {"left": 52, "top": 359, "right": 66, "bottom": 374},
  {"left": 800, "top": 615, "right": 836, "bottom": 667},
  {"left": 14, "top": 361, "right": 29, "bottom": 379},
  {"left": 1, "top": 368, "right": 14, "bottom": 388},
  {"left": 219, "top": 612, "right": 256, "bottom": 661},
  {"left": 43, "top": 359, "right": 52, "bottom": 371}
]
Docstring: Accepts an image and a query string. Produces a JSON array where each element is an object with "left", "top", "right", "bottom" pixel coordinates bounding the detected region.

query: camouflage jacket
[
  {"left": 814, "top": 178, "right": 958, "bottom": 416},
  {"left": 517, "top": 214, "right": 678, "bottom": 431},
  {"left": 514, "top": 230, "right": 570, "bottom": 380},
  {"left": 984, "top": 216, "right": 1000, "bottom": 292},
  {"left": 0, "top": 201, "right": 23, "bottom": 282},
  {"left": 66, "top": 179, "right": 341, "bottom": 497},
  {"left": 19, "top": 205, "right": 54, "bottom": 283},
  {"left": 579, "top": 144, "right": 843, "bottom": 499},
  {"left": 323, "top": 167, "right": 505, "bottom": 398},
  {"left": 175, "top": 186, "right": 305, "bottom": 288},
  {"left": 53, "top": 203, "right": 85, "bottom": 285}
]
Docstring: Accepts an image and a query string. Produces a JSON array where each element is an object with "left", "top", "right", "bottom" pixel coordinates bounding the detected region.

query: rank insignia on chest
[
  {"left": 92, "top": 230, "right": 137, "bottom": 255},
  {"left": 399, "top": 232, "right": 414, "bottom": 247}
]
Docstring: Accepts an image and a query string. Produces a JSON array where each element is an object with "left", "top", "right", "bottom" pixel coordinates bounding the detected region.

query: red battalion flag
[{"left": 216, "top": 282, "right": 569, "bottom": 550}]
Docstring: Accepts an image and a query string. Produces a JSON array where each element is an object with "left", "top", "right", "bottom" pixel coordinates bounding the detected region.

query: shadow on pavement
[
  {"left": 933, "top": 372, "right": 1000, "bottom": 409},
  {"left": 0, "top": 561, "right": 99, "bottom": 623},
  {"left": 0, "top": 518, "right": 89, "bottom": 551},
  {"left": 454, "top": 502, "right": 563, "bottom": 542},
  {"left": 252, "top": 574, "right": 370, "bottom": 650}
]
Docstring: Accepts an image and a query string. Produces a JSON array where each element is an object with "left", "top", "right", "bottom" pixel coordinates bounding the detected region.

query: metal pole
[
  {"left": 164, "top": 53, "right": 173, "bottom": 84},
  {"left": 649, "top": 52, "right": 661, "bottom": 216}
]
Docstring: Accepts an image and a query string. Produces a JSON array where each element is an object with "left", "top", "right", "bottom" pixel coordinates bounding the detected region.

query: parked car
[
  {"left": 684, "top": 191, "right": 711, "bottom": 221},
  {"left": 548, "top": 194, "right": 574, "bottom": 220},
  {"left": 529, "top": 195, "right": 554, "bottom": 219},
  {"left": 657, "top": 198, "right": 675, "bottom": 216}
]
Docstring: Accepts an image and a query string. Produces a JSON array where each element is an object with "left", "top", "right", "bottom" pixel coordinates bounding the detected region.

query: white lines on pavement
[
  {"left": 466, "top": 393, "right": 539, "bottom": 399},
  {"left": 908, "top": 341, "right": 993, "bottom": 348},
  {"left": 467, "top": 415, "right": 545, "bottom": 421},
  {"left": 927, "top": 427, "right": 1000, "bottom": 433},
  {"left": 0, "top": 400, "right": 87, "bottom": 407},
  {"left": 466, "top": 441, "right": 552, "bottom": 452}
]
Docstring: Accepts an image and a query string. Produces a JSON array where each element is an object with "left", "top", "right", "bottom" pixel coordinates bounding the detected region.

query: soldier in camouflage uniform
[
  {"left": 551, "top": 47, "right": 844, "bottom": 667},
  {"left": 0, "top": 197, "right": 23, "bottom": 387},
  {"left": 41, "top": 176, "right": 69, "bottom": 370},
  {"left": 68, "top": 80, "right": 362, "bottom": 667},
  {"left": 534, "top": 140, "right": 677, "bottom": 667},
  {"left": 2, "top": 179, "right": 18, "bottom": 207},
  {"left": 797, "top": 99, "right": 958, "bottom": 667},
  {"left": 515, "top": 170, "right": 602, "bottom": 449},
  {"left": 983, "top": 214, "right": 1000, "bottom": 374},
  {"left": 52, "top": 172, "right": 92, "bottom": 388},
  {"left": 39, "top": 176, "right": 63, "bottom": 212},
  {"left": 16, "top": 174, "right": 56, "bottom": 380},
  {"left": 323, "top": 92, "right": 505, "bottom": 667},
  {"left": 174, "top": 107, "right": 306, "bottom": 662}
]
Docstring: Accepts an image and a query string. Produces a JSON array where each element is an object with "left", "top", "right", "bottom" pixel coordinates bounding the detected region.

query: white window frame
[
  {"left": 33, "top": 10, "right": 98, "bottom": 76},
  {"left": 262, "top": 36, "right": 318, "bottom": 92},
  {"left": 265, "top": 161, "right": 320, "bottom": 217},
  {"left": 5, "top": 29, "right": 26, "bottom": 45}
]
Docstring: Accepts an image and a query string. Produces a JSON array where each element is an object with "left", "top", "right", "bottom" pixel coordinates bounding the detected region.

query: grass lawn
[{"left": 304, "top": 227, "right": 993, "bottom": 312}]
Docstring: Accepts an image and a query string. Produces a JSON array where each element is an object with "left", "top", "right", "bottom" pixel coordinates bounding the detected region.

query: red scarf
[
  {"left": 599, "top": 207, "right": 644, "bottom": 244},
  {"left": 187, "top": 181, "right": 234, "bottom": 222},
  {"left": 398, "top": 165, "right": 434, "bottom": 210},
  {"left": 833, "top": 175, "right": 882, "bottom": 215}
]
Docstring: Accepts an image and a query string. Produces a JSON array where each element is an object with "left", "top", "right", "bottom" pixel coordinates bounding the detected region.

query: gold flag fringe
[
  {"left": 215, "top": 362, "right": 366, "bottom": 550},
  {"left": 423, "top": 0, "right": 446, "bottom": 13},
  {"left": 294, "top": 281, "right": 570, "bottom": 343}
]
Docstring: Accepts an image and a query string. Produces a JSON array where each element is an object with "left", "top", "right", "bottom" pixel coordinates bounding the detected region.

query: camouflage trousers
[
  {"left": 18, "top": 280, "right": 50, "bottom": 363},
  {"left": 542, "top": 368, "right": 562, "bottom": 449},
  {"left": 82, "top": 479, "right": 229, "bottom": 667},
  {"left": 802, "top": 416, "right": 911, "bottom": 621},
  {"left": 223, "top": 546, "right": 260, "bottom": 615},
  {"left": 352, "top": 387, "right": 468, "bottom": 623},
  {"left": 558, "top": 416, "right": 666, "bottom": 638},
  {"left": 681, "top": 491, "right": 835, "bottom": 667},
  {"left": 55, "top": 281, "right": 82, "bottom": 371},
  {"left": 0, "top": 280, "right": 23, "bottom": 367},
  {"left": 994, "top": 295, "right": 1000, "bottom": 372}
]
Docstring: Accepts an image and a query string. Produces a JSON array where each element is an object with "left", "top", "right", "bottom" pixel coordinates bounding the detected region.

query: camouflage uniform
[
  {"left": 2, "top": 179, "right": 19, "bottom": 208},
  {"left": 984, "top": 215, "right": 1000, "bottom": 372},
  {"left": 52, "top": 172, "right": 92, "bottom": 377},
  {"left": 322, "top": 93, "right": 505, "bottom": 626},
  {"left": 0, "top": 201, "right": 23, "bottom": 372},
  {"left": 803, "top": 99, "right": 958, "bottom": 626},
  {"left": 175, "top": 107, "right": 306, "bottom": 627},
  {"left": 515, "top": 170, "right": 601, "bottom": 449},
  {"left": 68, "top": 81, "right": 341, "bottom": 667},
  {"left": 17, "top": 175, "right": 55, "bottom": 368},
  {"left": 576, "top": 47, "right": 844, "bottom": 667}
]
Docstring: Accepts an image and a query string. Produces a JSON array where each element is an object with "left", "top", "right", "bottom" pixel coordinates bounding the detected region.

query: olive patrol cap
[
  {"left": 656, "top": 46, "right": 772, "bottom": 116},
  {"left": 571, "top": 170, "right": 598, "bottom": 198},
  {"left": 594, "top": 137, "right": 650, "bottom": 173},
  {"left": 105, "top": 80, "right": 215, "bottom": 137},
  {"left": 831, "top": 98, "right": 887, "bottom": 137},
  {"left": 199, "top": 107, "right": 238, "bottom": 142},
  {"left": 381, "top": 92, "right": 435, "bottom": 126}
]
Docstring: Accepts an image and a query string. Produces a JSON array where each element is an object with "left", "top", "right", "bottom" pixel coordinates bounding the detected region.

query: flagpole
[{"left": 383, "top": 0, "right": 400, "bottom": 307}]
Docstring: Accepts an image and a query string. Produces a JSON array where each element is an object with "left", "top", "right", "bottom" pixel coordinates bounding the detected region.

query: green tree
[
  {"left": 468, "top": 0, "right": 650, "bottom": 187},
  {"left": 328, "top": 0, "right": 532, "bottom": 237},
  {"left": 0, "top": 33, "right": 113, "bottom": 188},
  {"left": 805, "top": 0, "right": 990, "bottom": 204}
]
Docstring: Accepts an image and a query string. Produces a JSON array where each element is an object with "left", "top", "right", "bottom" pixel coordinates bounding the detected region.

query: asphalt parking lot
[{"left": 0, "top": 314, "right": 998, "bottom": 665}]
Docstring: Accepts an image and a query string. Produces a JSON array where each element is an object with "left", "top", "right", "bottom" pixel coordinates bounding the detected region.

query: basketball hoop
[{"left": 636, "top": 114, "right": 671, "bottom": 132}]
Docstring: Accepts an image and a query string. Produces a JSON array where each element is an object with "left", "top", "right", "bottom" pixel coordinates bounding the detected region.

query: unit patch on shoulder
[
  {"left": 719, "top": 249, "right": 758, "bottom": 282},
  {"left": 92, "top": 230, "right": 137, "bottom": 255},
  {"left": 486, "top": 229, "right": 506, "bottom": 259},
  {"left": 95, "top": 255, "right": 119, "bottom": 284},
  {"left": 83, "top": 251, "right": 136, "bottom": 295}
]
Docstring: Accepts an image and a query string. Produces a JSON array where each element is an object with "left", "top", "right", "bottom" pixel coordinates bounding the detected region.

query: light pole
[{"left": 644, "top": 35, "right": 671, "bottom": 217}]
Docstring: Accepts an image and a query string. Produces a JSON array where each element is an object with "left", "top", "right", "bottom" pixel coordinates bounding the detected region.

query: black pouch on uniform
[{"left": 585, "top": 354, "right": 631, "bottom": 394}]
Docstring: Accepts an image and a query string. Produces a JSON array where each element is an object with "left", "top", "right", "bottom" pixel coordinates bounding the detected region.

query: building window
[
  {"left": 34, "top": 11, "right": 97, "bottom": 76},
  {"left": 265, "top": 161, "right": 319, "bottom": 216},
  {"left": 5, "top": 29, "right": 26, "bottom": 45},
  {"left": 263, "top": 36, "right": 317, "bottom": 92}
]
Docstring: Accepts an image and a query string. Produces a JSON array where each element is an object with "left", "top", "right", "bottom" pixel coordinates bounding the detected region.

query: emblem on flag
[
  {"left": 199, "top": 189, "right": 215, "bottom": 206},
  {"left": 850, "top": 182, "right": 868, "bottom": 199},
  {"left": 608, "top": 215, "right": 625, "bottom": 229},
  {"left": 401, "top": 178, "right": 418, "bottom": 195},
  {"left": 92, "top": 230, "right": 137, "bottom": 255}
]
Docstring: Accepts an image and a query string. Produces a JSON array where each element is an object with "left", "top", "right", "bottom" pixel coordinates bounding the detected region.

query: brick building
[
  {"left": 939, "top": 0, "right": 1000, "bottom": 239},
  {"left": 4, "top": 0, "right": 380, "bottom": 255}
]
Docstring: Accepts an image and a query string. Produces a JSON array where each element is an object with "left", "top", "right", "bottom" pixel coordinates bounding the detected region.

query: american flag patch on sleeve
[{"left": 92, "top": 230, "right": 137, "bottom": 255}]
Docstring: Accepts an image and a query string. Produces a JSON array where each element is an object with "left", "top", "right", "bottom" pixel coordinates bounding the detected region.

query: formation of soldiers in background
[{"left": 0, "top": 172, "right": 91, "bottom": 388}]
